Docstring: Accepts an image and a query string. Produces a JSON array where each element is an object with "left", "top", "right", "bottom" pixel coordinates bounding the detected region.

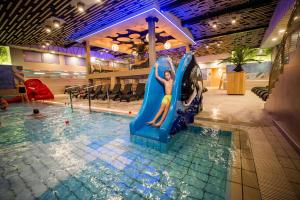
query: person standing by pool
[
  {"left": 0, "top": 96, "right": 8, "bottom": 110},
  {"left": 147, "top": 57, "right": 175, "bottom": 127}
]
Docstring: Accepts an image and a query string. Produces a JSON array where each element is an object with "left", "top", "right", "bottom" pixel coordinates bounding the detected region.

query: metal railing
[{"left": 269, "top": 0, "right": 300, "bottom": 93}]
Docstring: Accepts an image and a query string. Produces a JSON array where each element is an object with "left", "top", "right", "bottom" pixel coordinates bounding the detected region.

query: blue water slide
[{"left": 130, "top": 53, "right": 193, "bottom": 144}]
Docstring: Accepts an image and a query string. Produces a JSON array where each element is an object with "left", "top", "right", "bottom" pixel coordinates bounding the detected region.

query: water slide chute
[{"left": 130, "top": 53, "right": 203, "bottom": 152}]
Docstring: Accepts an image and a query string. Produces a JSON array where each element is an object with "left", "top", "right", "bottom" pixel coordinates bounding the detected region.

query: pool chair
[
  {"left": 98, "top": 84, "right": 111, "bottom": 100},
  {"left": 70, "top": 86, "right": 80, "bottom": 98},
  {"left": 108, "top": 84, "right": 122, "bottom": 100},
  {"left": 120, "top": 83, "right": 145, "bottom": 102},
  {"left": 64, "top": 85, "right": 71, "bottom": 94},
  {"left": 90, "top": 85, "right": 102, "bottom": 100},
  {"left": 73, "top": 85, "right": 85, "bottom": 98},
  {"left": 83, "top": 87, "right": 95, "bottom": 99},
  {"left": 114, "top": 84, "right": 132, "bottom": 101}
]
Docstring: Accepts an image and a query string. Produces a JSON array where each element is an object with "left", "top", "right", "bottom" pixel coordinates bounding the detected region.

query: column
[
  {"left": 146, "top": 17, "right": 158, "bottom": 68},
  {"left": 84, "top": 40, "right": 93, "bottom": 85},
  {"left": 185, "top": 45, "right": 190, "bottom": 53},
  {"left": 110, "top": 76, "right": 117, "bottom": 89}
]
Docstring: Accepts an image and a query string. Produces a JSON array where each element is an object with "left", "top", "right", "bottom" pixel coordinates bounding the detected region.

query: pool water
[{"left": 0, "top": 104, "right": 232, "bottom": 200}]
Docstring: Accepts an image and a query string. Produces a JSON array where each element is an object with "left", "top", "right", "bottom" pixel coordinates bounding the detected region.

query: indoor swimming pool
[{"left": 0, "top": 104, "right": 232, "bottom": 200}]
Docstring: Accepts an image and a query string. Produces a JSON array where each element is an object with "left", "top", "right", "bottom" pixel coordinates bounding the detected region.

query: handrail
[{"left": 268, "top": 0, "right": 299, "bottom": 94}]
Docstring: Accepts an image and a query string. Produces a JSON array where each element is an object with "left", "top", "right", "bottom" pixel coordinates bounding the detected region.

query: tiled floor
[{"left": 29, "top": 89, "right": 300, "bottom": 199}]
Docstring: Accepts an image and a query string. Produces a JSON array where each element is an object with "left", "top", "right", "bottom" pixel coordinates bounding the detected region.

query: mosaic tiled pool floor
[{"left": 0, "top": 104, "right": 232, "bottom": 200}]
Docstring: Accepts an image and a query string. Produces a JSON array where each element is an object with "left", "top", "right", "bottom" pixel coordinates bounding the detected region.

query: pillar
[
  {"left": 110, "top": 76, "right": 117, "bottom": 90},
  {"left": 185, "top": 45, "right": 190, "bottom": 53},
  {"left": 84, "top": 41, "right": 93, "bottom": 85},
  {"left": 146, "top": 17, "right": 158, "bottom": 68}
]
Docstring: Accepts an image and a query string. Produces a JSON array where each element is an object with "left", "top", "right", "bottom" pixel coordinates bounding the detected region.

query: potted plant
[
  {"left": 0, "top": 46, "right": 9, "bottom": 64},
  {"left": 220, "top": 47, "right": 261, "bottom": 94}
]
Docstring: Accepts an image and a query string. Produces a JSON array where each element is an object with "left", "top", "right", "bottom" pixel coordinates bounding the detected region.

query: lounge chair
[
  {"left": 120, "top": 83, "right": 145, "bottom": 102},
  {"left": 73, "top": 85, "right": 86, "bottom": 98},
  {"left": 109, "top": 84, "right": 122, "bottom": 100},
  {"left": 70, "top": 86, "right": 80, "bottom": 98},
  {"left": 114, "top": 84, "right": 132, "bottom": 101},
  {"left": 98, "top": 84, "right": 111, "bottom": 100},
  {"left": 79, "top": 85, "right": 89, "bottom": 99},
  {"left": 83, "top": 86, "right": 95, "bottom": 99},
  {"left": 90, "top": 85, "right": 102, "bottom": 100},
  {"left": 64, "top": 85, "right": 71, "bottom": 94}
]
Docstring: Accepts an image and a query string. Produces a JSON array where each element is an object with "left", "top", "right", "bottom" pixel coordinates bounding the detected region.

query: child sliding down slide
[{"left": 147, "top": 57, "right": 175, "bottom": 127}]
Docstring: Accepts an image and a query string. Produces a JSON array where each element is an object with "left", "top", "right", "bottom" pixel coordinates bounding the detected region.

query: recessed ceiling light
[
  {"left": 294, "top": 16, "right": 299, "bottom": 21},
  {"left": 45, "top": 42, "right": 50, "bottom": 46},
  {"left": 217, "top": 43, "right": 220, "bottom": 47},
  {"left": 272, "top": 38, "right": 277, "bottom": 41},
  {"left": 205, "top": 45, "right": 209, "bottom": 49},
  {"left": 95, "top": 0, "right": 102, "bottom": 2},
  {"left": 231, "top": 17, "right": 237, "bottom": 25},
  {"left": 212, "top": 22, "right": 217, "bottom": 29},
  {"left": 41, "top": 45, "right": 46, "bottom": 48},
  {"left": 77, "top": 2, "right": 85, "bottom": 12},
  {"left": 45, "top": 26, "right": 51, "bottom": 33},
  {"left": 53, "top": 20, "right": 60, "bottom": 28},
  {"left": 278, "top": 29, "right": 285, "bottom": 33}
]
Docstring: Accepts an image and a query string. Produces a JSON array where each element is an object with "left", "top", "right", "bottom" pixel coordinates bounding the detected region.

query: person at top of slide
[{"left": 147, "top": 57, "right": 175, "bottom": 127}]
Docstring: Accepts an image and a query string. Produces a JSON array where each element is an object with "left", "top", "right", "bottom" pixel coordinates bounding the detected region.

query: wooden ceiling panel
[{"left": 0, "top": 0, "right": 277, "bottom": 56}]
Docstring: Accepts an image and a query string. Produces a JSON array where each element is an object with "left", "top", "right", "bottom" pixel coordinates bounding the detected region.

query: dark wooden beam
[
  {"left": 160, "top": 0, "right": 192, "bottom": 12},
  {"left": 194, "top": 25, "right": 268, "bottom": 41},
  {"left": 182, "top": 0, "right": 272, "bottom": 27}
]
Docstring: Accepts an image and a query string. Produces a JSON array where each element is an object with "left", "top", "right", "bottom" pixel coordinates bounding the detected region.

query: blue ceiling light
[{"left": 74, "top": 7, "right": 195, "bottom": 45}]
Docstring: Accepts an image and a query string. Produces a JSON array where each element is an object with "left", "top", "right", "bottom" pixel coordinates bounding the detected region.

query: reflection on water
[{"left": 0, "top": 103, "right": 232, "bottom": 200}]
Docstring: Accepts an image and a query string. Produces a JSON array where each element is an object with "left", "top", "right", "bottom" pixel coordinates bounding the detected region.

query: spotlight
[
  {"left": 205, "top": 45, "right": 209, "bottom": 49},
  {"left": 45, "top": 42, "right": 50, "bottom": 46},
  {"left": 45, "top": 26, "right": 51, "bottom": 33},
  {"left": 42, "top": 45, "right": 46, "bottom": 48},
  {"left": 272, "top": 38, "right": 277, "bottom": 41},
  {"left": 294, "top": 16, "right": 299, "bottom": 21},
  {"left": 95, "top": 0, "right": 102, "bottom": 2},
  {"left": 217, "top": 43, "right": 220, "bottom": 47},
  {"left": 53, "top": 20, "right": 60, "bottom": 28},
  {"left": 212, "top": 22, "right": 217, "bottom": 29},
  {"left": 231, "top": 18, "right": 237, "bottom": 25},
  {"left": 77, "top": 2, "right": 85, "bottom": 12}
]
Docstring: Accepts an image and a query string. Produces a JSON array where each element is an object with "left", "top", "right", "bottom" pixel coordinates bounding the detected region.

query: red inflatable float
[
  {"left": 6, "top": 96, "right": 22, "bottom": 103},
  {"left": 24, "top": 79, "right": 54, "bottom": 101}
]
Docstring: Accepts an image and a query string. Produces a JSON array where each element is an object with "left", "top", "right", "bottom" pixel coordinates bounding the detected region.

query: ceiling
[
  {"left": 82, "top": 7, "right": 195, "bottom": 54},
  {"left": 0, "top": 0, "right": 278, "bottom": 56}
]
